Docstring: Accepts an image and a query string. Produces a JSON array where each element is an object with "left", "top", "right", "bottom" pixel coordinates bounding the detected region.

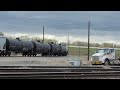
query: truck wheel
[{"left": 104, "top": 59, "right": 110, "bottom": 66}]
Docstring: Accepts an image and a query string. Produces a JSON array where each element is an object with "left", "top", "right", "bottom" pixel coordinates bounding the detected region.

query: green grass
[
  {"left": 68, "top": 47, "right": 98, "bottom": 56},
  {"left": 68, "top": 47, "right": 120, "bottom": 58}
]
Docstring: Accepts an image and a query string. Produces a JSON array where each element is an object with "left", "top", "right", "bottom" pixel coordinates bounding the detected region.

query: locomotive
[{"left": 0, "top": 36, "right": 68, "bottom": 57}]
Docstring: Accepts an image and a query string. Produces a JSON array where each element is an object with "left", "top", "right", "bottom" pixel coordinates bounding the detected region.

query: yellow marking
[{"left": 91, "top": 61, "right": 102, "bottom": 65}]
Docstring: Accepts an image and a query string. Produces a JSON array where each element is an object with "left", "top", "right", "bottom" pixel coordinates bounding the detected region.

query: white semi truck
[{"left": 91, "top": 48, "right": 120, "bottom": 65}]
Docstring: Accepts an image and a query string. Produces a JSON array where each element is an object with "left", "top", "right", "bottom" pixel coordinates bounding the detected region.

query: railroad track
[
  {"left": 0, "top": 66, "right": 104, "bottom": 68},
  {"left": 0, "top": 72, "right": 120, "bottom": 79},
  {"left": 0, "top": 66, "right": 119, "bottom": 79}
]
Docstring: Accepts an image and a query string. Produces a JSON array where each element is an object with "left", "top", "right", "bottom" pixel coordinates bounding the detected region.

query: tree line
[
  {"left": 1, "top": 32, "right": 120, "bottom": 48},
  {"left": 70, "top": 41, "right": 120, "bottom": 48},
  {"left": 6, "top": 35, "right": 120, "bottom": 48}
]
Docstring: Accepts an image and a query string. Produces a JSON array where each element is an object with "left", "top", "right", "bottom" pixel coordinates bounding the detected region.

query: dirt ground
[{"left": 79, "top": 56, "right": 92, "bottom": 65}]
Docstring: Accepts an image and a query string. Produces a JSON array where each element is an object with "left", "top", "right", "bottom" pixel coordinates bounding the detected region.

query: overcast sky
[{"left": 1, "top": 11, "right": 120, "bottom": 44}]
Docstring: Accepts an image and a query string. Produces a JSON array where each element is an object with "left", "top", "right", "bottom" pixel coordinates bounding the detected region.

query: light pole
[{"left": 68, "top": 33, "right": 69, "bottom": 55}]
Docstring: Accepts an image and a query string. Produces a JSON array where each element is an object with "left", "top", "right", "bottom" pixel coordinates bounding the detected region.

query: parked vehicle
[{"left": 91, "top": 48, "right": 120, "bottom": 65}]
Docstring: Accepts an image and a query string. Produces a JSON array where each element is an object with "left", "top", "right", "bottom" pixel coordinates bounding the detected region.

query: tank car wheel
[
  {"left": 45, "top": 54, "right": 47, "bottom": 56},
  {"left": 8, "top": 52, "right": 11, "bottom": 57},
  {"left": 58, "top": 54, "right": 61, "bottom": 56},
  {"left": 43, "top": 54, "right": 46, "bottom": 56},
  {"left": 63, "top": 54, "right": 65, "bottom": 56},
  {"left": 33, "top": 54, "right": 35, "bottom": 57},
  {"left": 57, "top": 54, "right": 60, "bottom": 56},
  {"left": 49, "top": 54, "right": 52, "bottom": 56},
  {"left": 22, "top": 53, "right": 25, "bottom": 56},
  {"left": 41, "top": 53, "right": 44, "bottom": 56}
]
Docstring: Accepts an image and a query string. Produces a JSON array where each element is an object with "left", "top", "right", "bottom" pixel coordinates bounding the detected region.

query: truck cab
[{"left": 91, "top": 48, "right": 115, "bottom": 65}]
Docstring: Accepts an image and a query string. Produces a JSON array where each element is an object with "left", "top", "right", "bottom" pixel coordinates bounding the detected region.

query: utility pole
[
  {"left": 43, "top": 26, "right": 44, "bottom": 43},
  {"left": 78, "top": 42, "right": 80, "bottom": 56},
  {"left": 68, "top": 33, "right": 69, "bottom": 55},
  {"left": 88, "top": 21, "right": 90, "bottom": 61},
  {"left": 54, "top": 32, "right": 56, "bottom": 44}
]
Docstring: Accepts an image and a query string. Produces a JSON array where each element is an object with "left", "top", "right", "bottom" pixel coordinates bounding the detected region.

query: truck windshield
[
  {"left": 0, "top": 37, "right": 6, "bottom": 50},
  {"left": 97, "top": 49, "right": 109, "bottom": 53}
]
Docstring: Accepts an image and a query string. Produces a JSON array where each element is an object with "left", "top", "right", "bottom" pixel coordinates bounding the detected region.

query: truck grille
[{"left": 92, "top": 56, "right": 99, "bottom": 61}]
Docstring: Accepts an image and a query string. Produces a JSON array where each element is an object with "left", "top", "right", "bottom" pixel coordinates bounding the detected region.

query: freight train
[{"left": 0, "top": 36, "right": 68, "bottom": 57}]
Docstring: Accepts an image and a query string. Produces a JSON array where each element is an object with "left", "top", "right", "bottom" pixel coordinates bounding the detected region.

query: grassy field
[
  {"left": 68, "top": 47, "right": 98, "bottom": 56},
  {"left": 68, "top": 47, "right": 120, "bottom": 58}
]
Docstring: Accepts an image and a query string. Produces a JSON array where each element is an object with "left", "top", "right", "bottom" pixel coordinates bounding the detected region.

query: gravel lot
[
  {"left": 0, "top": 55, "right": 91, "bottom": 66},
  {"left": 0, "top": 56, "right": 70, "bottom": 66}
]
